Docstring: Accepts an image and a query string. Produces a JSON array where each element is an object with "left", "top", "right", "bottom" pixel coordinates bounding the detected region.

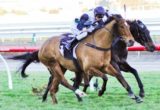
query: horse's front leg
[
  {"left": 119, "top": 60, "right": 144, "bottom": 98},
  {"left": 106, "top": 63, "right": 143, "bottom": 103},
  {"left": 72, "top": 72, "right": 85, "bottom": 101},
  {"left": 73, "top": 72, "right": 83, "bottom": 89},
  {"left": 89, "top": 67, "right": 108, "bottom": 96},
  {"left": 84, "top": 75, "right": 94, "bottom": 92},
  {"left": 109, "top": 61, "right": 135, "bottom": 98},
  {"left": 82, "top": 73, "right": 90, "bottom": 92}
]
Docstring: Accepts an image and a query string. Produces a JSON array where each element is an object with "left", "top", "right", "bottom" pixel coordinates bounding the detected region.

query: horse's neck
[
  {"left": 93, "top": 20, "right": 116, "bottom": 48},
  {"left": 127, "top": 20, "right": 137, "bottom": 38}
]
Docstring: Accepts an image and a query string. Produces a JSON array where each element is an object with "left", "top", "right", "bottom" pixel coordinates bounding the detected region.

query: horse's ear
[
  {"left": 126, "top": 20, "right": 132, "bottom": 24},
  {"left": 130, "top": 19, "right": 137, "bottom": 24},
  {"left": 136, "top": 20, "right": 143, "bottom": 24},
  {"left": 115, "top": 14, "right": 122, "bottom": 18},
  {"left": 111, "top": 15, "right": 118, "bottom": 21}
]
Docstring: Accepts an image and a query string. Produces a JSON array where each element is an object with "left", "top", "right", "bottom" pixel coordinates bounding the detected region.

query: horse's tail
[{"left": 9, "top": 50, "right": 39, "bottom": 78}]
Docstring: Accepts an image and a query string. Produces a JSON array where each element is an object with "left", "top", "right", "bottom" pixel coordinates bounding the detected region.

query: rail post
[{"left": 0, "top": 54, "right": 13, "bottom": 89}]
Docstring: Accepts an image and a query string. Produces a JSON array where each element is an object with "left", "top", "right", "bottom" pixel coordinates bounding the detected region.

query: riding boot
[
  {"left": 70, "top": 38, "right": 78, "bottom": 49},
  {"left": 66, "top": 38, "right": 78, "bottom": 50}
]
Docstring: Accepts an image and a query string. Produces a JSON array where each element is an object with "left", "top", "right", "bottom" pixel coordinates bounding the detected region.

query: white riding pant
[{"left": 76, "top": 32, "right": 88, "bottom": 40}]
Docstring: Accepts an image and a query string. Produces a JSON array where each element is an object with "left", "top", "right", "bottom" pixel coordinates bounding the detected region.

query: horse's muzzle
[
  {"left": 149, "top": 45, "right": 156, "bottom": 52},
  {"left": 145, "top": 43, "right": 156, "bottom": 52}
]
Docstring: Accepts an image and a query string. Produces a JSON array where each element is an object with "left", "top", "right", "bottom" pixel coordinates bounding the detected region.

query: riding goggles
[{"left": 96, "top": 14, "right": 104, "bottom": 18}]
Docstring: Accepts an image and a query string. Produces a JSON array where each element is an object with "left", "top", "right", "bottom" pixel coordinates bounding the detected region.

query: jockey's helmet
[{"left": 94, "top": 6, "right": 105, "bottom": 18}]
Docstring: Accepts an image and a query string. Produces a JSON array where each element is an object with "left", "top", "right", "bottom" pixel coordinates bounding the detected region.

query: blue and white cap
[{"left": 94, "top": 6, "right": 105, "bottom": 16}]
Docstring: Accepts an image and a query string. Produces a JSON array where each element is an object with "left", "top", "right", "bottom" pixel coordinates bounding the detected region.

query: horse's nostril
[{"left": 129, "top": 40, "right": 134, "bottom": 46}]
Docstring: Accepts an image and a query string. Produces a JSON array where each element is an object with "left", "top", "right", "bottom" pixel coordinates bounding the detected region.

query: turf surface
[{"left": 0, "top": 71, "right": 160, "bottom": 110}]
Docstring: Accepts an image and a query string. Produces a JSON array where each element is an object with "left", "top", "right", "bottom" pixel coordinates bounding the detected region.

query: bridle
[{"left": 85, "top": 19, "right": 126, "bottom": 51}]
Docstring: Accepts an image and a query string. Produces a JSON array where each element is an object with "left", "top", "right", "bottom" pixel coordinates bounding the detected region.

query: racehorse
[
  {"left": 81, "top": 20, "right": 156, "bottom": 100},
  {"left": 33, "top": 20, "right": 155, "bottom": 103},
  {"left": 10, "top": 15, "right": 134, "bottom": 104}
]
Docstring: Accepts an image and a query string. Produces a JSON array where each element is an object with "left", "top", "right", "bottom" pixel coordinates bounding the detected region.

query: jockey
[{"left": 66, "top": 6, "right": 110, "bottom": 50}]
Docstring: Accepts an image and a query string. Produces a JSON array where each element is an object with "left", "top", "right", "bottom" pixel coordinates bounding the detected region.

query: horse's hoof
[
  {"left": 52, "top": 99, "right": 58, "bottom": 104},
  {"left": 83, "top": 89, "right": 87, "bottom": 93},
  {"left": 135, "top": 97, "right": 143, "bottom": 103},
  {"left": 98, "top": 90, "right": 104, "bottom": 96},
  {"left": 42, "top": 98, "right": 47, "bottom": 102},
  {"left": 75, "top": 94, "right": 83, "bottom": 102},
  {"left": 22, "top": 74, "right": 28, "bottom": 78},
  {"left": 78, "top": 97, "right": 83, "bottom": 102},
  {"left": 42, "top": 96, "right": 47, "bottom": 102},
  {"left": 128, "top": 93, "right": 136, "bottom": 99},
  {"left": 139, "top": 92, "right": 145, "bottom": 98}
]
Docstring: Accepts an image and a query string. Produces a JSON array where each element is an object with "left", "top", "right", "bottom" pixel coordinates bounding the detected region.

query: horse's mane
[
  {"left": 91, "top": 14, "right": 123, "bottom": 34},
  {"left": 104, "top": 14, "right": 123, "bottom": 25},
  {"left": 109, "top": 14, "right": 124, "bottom": 37}
]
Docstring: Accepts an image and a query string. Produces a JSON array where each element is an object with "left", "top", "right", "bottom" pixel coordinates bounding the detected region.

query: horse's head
[
  {"left": 127, "top": 20, "right": 155, "bottom": 52},
  {"left": 111, "top": 14, "right": 135, "bottom": 47}
]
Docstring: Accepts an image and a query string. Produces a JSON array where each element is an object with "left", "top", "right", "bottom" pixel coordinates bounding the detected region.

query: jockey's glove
[
  {"left": 82, "top": 28, "right": 88, "bottom": 32},
  {"left": 84, "top": 21, "right": 92, "bottom": 26}
]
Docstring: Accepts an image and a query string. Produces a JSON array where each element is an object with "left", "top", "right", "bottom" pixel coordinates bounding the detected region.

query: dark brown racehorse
[{"left": 10, "top": 15, "right": 134, "bottom": 104}]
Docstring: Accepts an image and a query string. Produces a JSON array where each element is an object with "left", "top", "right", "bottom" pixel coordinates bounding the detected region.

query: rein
[{"left": 85, "top": 26, "right": 114, "bottom": 51}]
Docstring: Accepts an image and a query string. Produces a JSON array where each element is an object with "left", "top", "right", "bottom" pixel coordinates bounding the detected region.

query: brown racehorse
[{"left": 37, "top": 15, "right": 134, "bottom": 103}]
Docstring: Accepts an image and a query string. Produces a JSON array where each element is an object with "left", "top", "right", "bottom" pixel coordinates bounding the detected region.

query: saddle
[
  {"left": 59, "top": 33, "right": 77, "bottom": 60},
  {"left": 59, "top": 33, "right": 82, "bottom": 72}
]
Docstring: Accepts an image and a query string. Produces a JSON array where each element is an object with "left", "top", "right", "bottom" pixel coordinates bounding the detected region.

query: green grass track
[{"left": 0, "top": 71, "right": 160, "bottom": 110}]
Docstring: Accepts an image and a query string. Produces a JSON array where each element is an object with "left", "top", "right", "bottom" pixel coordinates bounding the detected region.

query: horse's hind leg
[
  {"left": 20, "top": 58, "right": 33, "bottom": 77},
  {"left": 43, "top": 67, "right": 67, "bottom": 102},
  {"left": 119, "top": 61, "right": 144, "bottom": 98},
  {"left": 89, "top": 67, "right": 108, "bottom": 96},
  {"left": 42, "top": 74, "right": 53, "bottom": 102},
  {"left": 51, "top": 62, "right": 86, "bottom": 102},
  {"left": 49, "top": 76, "right": 60, "bottom": 104}
]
